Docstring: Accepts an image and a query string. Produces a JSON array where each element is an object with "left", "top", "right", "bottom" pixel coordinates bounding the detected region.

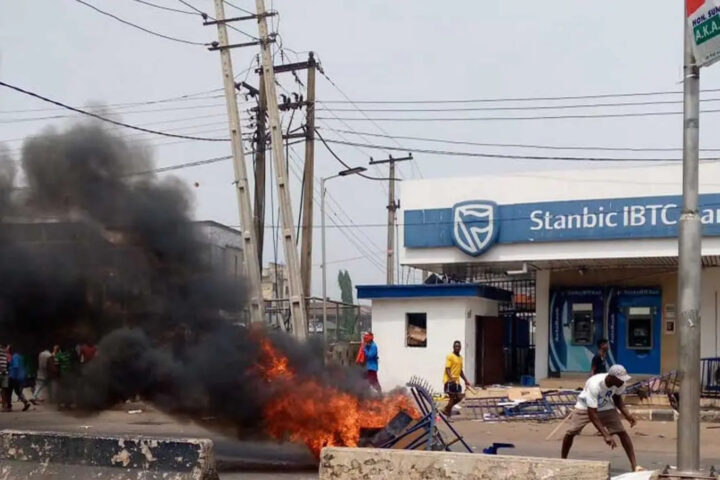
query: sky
[{"left": 0, "top": 1, "right": 718, "bottom": 302}]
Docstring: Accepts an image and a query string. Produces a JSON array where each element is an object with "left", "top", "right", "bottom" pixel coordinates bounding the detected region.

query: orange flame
[{"left": 258, "top": 339, "right": 418, "bottom": 458}]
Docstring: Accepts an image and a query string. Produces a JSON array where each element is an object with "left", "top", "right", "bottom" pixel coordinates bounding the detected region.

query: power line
[
  {"left": 314, "top": 129, "right": 397, "bottom": 181},
  {"left": 72, "top": 0, "right": 207, "bottom": 46},
  {"left": 128, "top": 155, "right": 233, "bottom": 176},
  {"left": 131, "top": 0, "right": 197, "bottom": 15},
  {"left": 317, "top": 64, "right": 421, "bottom": 178},
  {"left": 0, "top": 81, "right": 230, "bottom": 142},
  {"left": 177, "top": 0, "right": 259, "bottom": 41},
  {"left": 324, "top": 128, "right": 720, "bottom": 153},
  {"left": 285, "top": 148, "right": 385, "bottom": 273},
  {"left": 316, "top": 108, "right": 720, "bottom": 122},
  {"left": 322, "top": 137, "right": 720, "bottom": 162},
  {"left": 318, "top": 97, "right": 720, "bottom": 113},
  {"left": 223, "top": 0, "right": 254, "bottom": 15},
  {"left": 318, "top": 88, "right": 720, "bottom": 104}
]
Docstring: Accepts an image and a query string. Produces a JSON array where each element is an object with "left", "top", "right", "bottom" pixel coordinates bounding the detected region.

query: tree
[{"left": 337, "top": 270, "right": 356, "bottom": 339}]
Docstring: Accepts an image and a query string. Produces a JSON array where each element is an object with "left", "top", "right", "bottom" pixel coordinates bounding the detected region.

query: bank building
[{"left": 357, "top": 163, "right": 720, "bottom": 392}]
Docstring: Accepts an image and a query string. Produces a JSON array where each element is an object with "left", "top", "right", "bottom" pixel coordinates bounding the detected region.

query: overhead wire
[
  {"left": 131, "top": 0, "right": 197, "bottom": 15},
  {"left": 287, "top": 146, "right": 386, "bottom": 257},
  {"left": 0, "top": 81, "right": 230, "bottom": 142},
  {"left": 316, "top": 108, "right": 720, "bottom": 122},
  {"left": 322, "top": 128, "right": 720, "bottom": 153},
  {"left": 322, "top": 138, "right": 720, "bottom": 162},
  {"left": 316, "top": 64, "right": 420, "bottom": 178},
  {"left": 318, "top": 97, "right": 720, "bottom": 113},
  {"left": 286, "top": 149, "right": 385, "bottom": 273},
  {"left": 317, "top": 87, "right": 720, "bottom": 104},
  {"left": 72, "top": 0, "right": 207, "bottom": 46}
]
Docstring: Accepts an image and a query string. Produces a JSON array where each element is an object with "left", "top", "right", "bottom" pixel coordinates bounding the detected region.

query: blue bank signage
[{"left": 404, "top": 193, "right": 720, "bottom": 256}]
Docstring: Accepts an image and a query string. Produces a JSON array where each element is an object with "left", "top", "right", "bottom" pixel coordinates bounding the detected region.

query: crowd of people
[{"left": 0, "top": 342, "right": 97, "bottom": 412}]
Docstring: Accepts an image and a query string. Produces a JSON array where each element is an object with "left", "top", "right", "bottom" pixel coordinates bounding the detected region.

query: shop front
[{"left": 396, "top": 163, "right": 720, "bottom": 382}]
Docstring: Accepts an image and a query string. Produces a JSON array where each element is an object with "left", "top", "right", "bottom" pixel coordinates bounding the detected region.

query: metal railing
[{"left": 264, "top": 296, "right": 370, "bottom": 342}]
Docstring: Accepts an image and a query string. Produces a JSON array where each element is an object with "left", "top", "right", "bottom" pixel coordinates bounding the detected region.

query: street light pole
[
  {"left": 321, "top": 167, "right": 366, "bottom": 343},
  {"left": 677, "top": 8, "right": 702, "bottom": 474}
]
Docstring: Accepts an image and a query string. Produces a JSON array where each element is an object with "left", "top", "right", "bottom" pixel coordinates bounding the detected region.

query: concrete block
[
  {"left": 0, "top": 429, "right": 219, "bottom": 480},
  {"left": 319, "top": 446, "right": 610, "bottom": 480}
]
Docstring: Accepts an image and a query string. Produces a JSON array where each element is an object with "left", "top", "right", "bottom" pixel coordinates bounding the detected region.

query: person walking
[
  {"left": 442, "top": 340, "right": 473, "bottom": 418},
  {"left": 561, "top": 364, "right": 643, "bottom": 472},
  {"left": 0, "top": 344, "right": 10, "bottom": 412},
  {"left": 8, "top": 348, "right": 31, "bottom": 411},
  {"left": 32, "top": 347, "right": 53, "bottom": 403},
  {"left": 591, "top": 338, "right": 610, "bottom": 375},
  {"left": 361, "top": 332, "right": 381, "bottom": 393}
]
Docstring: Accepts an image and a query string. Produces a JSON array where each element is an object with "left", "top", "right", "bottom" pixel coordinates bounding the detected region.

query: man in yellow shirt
[{"left": 442, "top": 340, "right": 473, "bottom": 418}]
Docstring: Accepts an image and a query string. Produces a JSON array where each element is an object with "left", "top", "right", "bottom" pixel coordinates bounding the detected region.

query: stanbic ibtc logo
[{"left": 452, "top": 201, "right": 499, "bottom": 256}]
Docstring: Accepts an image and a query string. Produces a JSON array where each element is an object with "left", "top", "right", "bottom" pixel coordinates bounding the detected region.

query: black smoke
[{"left": 0, "top": 122, "right": 368, "bottom": 436}]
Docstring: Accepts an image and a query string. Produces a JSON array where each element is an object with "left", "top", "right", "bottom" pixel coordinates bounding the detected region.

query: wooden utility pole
[
  {"left": 209, "top": 0, "right": 265, "bottom": 324},
  {"left": 300, "top": 52, "right": 317, "bottom": 300},
  {"left": 255, "top": 0, "right": 308, "bottom": 338},
  {"left": 369, "top": 154, "right": 413, "bottom": 285},
  {"left": 253, "top": 79, "right": 267, "bottom": 269}
]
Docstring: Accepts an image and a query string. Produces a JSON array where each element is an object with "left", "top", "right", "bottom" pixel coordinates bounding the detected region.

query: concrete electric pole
[
  {"left": 254, "top": 0, "right": 308, "bottom": 339},
  {"left": 677, "top": 9, "right": 702, "bottom": 475},
  {"left": 369, "top": 154, "right": 413, "bottom": 285},
  {"left": 209, "top": 0, "right": 265, "bottom": 325},
  {"left": 253, "top": 78, "right": 267, "bottom": 269},
  {"left": 300, "top": 52, "right": 317, "bottom": 300}
]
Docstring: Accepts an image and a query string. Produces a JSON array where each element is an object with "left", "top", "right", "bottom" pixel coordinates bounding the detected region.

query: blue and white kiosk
[{"left": 359, "top": 163, "right": 720, "bottom": 391}]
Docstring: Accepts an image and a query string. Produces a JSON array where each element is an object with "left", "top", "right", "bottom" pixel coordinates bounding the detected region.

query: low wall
[
  {"left": 0, "top": 430, "right": 219, "bottom": 480},
  {"left": 319, "top": 447, "right": 609, "bottom": 480}
]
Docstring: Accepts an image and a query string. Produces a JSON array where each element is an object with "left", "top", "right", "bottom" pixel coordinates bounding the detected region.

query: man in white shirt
[{"left": 561, "top": 364, "right": 641, "bottom": 472}]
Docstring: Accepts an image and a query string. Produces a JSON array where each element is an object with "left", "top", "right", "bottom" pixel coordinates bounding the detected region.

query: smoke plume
[{"left": 0, "top": 122, "right": 371, "bottom": 442}]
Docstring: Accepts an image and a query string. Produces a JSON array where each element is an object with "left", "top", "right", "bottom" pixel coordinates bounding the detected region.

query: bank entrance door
[{"left": 475, "top": 316, "right": 505, "bottom": 386}]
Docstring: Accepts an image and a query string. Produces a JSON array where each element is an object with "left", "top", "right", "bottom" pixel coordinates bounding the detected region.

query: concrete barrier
[
  {"left": 319, "top": 447, "right": 610, "bottom": 480},
  {"left": 0, "top": 430, "right": 219, "bottom": 480}
]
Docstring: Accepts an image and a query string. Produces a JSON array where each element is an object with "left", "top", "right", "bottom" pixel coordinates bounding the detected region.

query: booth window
[
  {"left": 406, "top": 313, "right": 427, "bottom": 347},
  {"left": 571, "top": 303, "right": 594, "bottom": 346},
  {"left": 627, "top": 306, "right": 653, "bottom": 350}
]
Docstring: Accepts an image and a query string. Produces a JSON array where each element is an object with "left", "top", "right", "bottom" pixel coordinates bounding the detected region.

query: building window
[{"left": 406, "top": 313, "right": 427, "bottom": 348}]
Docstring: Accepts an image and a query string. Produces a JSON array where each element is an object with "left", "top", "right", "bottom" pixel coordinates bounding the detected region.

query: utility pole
[
  {"left": 300, "top": 52, "right": 317, "bottom": 301},
  {"left": 677, "top": 9, "right": 702, "bottom": 475},
  {"left": 369, "top": 154, "right": 413, "bottom": 285},
  {"left": 255, "top": 0, "right": 307, "bottom": 339},
  {"left": 253, "top": 79, "right": 267, "bottom": 269},
  {"left": 209, "top": 0, "right": 265, "bottom": 325}
]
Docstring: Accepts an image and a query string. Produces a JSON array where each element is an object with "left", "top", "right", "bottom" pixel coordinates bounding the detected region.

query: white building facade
[{"left": 385, "top": 163, "right": 720, "bottom": 385}]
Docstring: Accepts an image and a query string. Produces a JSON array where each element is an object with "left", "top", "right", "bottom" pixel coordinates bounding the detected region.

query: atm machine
[
  {"left": 610, "top": 289, "right": 661, "bottom": 375},
  {"left": 549, "top": 289, "right": 604, "bottom": 374}
]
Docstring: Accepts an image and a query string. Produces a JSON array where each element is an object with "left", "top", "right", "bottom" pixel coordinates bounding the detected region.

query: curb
[{"left": 629, "top": 408, "right": 720, "bottom": 423}]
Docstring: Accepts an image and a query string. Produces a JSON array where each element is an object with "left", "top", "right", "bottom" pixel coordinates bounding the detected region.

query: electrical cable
[
  {"left": 178, "top": 0, "right": 259, "bottom": 41},
  {"left": 287, "top": 146, "right": 386, "bottom": 256},
  {"left": 322, "top": 138, "right": 719, "bottom": 162},
  {"left": 316, "top": 65, "right": 420, "bottom": 178},
  {"left": 72, "top": 0, "right": 207, "bottom": 46},
  {"left": 317, "top": 88, "right": 720, "bottom": 104},
  {"left": 132, "top": 0, "right": 197, "bottom": 15},
  {"left": 314, "top": 129, "right": 397, "bottom": 181},
  {"left": 317, "top": 108, "right": 720, "bottom": 122},
  {"left": 318, "top": 97, "right": 720, "bottom": 113},
  {"left": 0, "top": 80, "right": 230, "bottom": 142},
  {"left": 223, "top": 0, "right": 253, "bottom": 15},
  {"left": 322, "top": 128, "right": 720, "bottom": 153}
]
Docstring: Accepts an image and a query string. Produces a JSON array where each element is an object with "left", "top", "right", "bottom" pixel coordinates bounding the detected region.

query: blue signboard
[{"left": 404, "top": 193, "right": 720, "bottom": 256}]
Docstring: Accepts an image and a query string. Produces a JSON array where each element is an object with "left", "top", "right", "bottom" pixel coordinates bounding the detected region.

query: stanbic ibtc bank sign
[{"left": 404, "top": 193, "right": 720, "bottom": 257}]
